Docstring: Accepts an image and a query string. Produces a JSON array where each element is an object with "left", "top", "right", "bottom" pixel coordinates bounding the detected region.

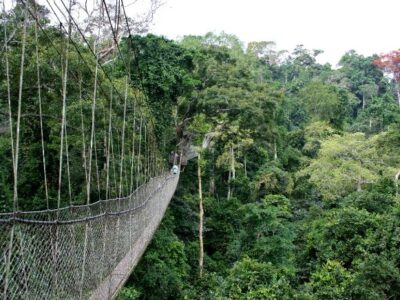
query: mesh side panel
[{"left": 0, "top": 173, "right": 179, "bottom": 299}]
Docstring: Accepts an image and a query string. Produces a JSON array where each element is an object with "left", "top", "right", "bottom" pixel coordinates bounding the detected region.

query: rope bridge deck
[
  {"left": 0, "top": 173, "right": 179, "bottom": 299},
  {"left": 1, "top": 1, "right": 179, "bottom": 298}
]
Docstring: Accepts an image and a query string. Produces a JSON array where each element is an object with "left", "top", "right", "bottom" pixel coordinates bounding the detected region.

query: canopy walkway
[
  {"left": 0, "top": 173, "right": 179, "bottom": 299},
  {"left": 0, "top": 0, "right": 180, "bottom": 298}
]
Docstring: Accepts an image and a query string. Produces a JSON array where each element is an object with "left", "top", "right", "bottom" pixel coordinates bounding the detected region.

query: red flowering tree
[{"left": 373, "top": 50, "right": 400, "bottom": 105}]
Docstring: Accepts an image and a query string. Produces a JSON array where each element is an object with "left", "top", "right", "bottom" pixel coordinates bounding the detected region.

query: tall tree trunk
[
  {"left": 395, "top": 170, "right": 400, "bottom": 196},
  {"left": 227, "top": 145, "right": 235, "bottom": 200},
  {"left": 198, "top": 153, "right": 204, "bottom": 277},
  {"left": 231, "top": 145, "right": 236, "bottom": 179},
  {"left": 273, "top": 138, "right": 278, "bottom": 161},
  {"left": 357, "top": 177, "right": 362, "bottom": 192},
  {"left": 396, "top": 82, "right": 400, "bottom": 107},
  {"left": 227, "top": 169, "right": 231, "bottom": 200},
  {"left": 209, "top": 149, "right": 215, "bottom": 195},
  {"left": 209, "top": 176, "right": 215, "bottom": 195},
  {"left": 244, "top": 156, "right": 247, "bottom": 177}
]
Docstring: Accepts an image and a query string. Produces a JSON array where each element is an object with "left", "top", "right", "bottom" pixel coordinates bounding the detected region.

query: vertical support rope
[
  {"left": 2, "top": 4, "right": 30, "bottom": 289},
  {"left": 3, "top": 8, "right": 27, "bottom": 297},
  {"left": 3, "top": 0, "right": 15, "bottom": 197},
  {"left": 105, "top": 0, "right": 116, "bottom": 199},
  {"left": 3, "top": 0, "right": 15, "bottom": 260},
  {"left": 65, "top": 122, "right": 73, "bottom": 204},
  {"left": 86, "top": 36, "right": 100, "bottom": 205},
  {"left": 81, "top": 3, "right": 102, "bottom": 296},
  {"left": 54, "top": 1, "right": 72, "bottom": 295},
  {"left": 119, "top": 76, "right": 129, "bottom": 197},
  {"left": 13, "top": 1, "right": 28, "bottom": 212},
  {"left": 94, "top": 138, "right": 101, "bottom": 200},
  {"left": 129, "top": 101, "right": 136, "bottom": 193},
  {"left": 79, "top": 70, "right": 89, "bottom": 189},
  {"left": 33, "top": 1, "right": 50, "bottom": 207},
  {"left": 57, "top": 0, "right": 72, "bottom": 208},
  {"left": 136, "top": 117, "right": 143, "bottom": 188},
  {"left": 111, "top": 134, "right": 118, "bottom": 196},
  {"left": 106, "top": 85, "right": 113, "bottom": 199}
]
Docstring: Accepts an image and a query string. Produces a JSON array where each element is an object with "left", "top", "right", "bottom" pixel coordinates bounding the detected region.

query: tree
[
  {"left": 373, "top": 50, "right": 400, "bottom": 105},
  {"left": 254, "top": 163, "right": 294, "bottom": 197},
  {"left": 306, "top": 207, "right": 378, "bottom": 267},
  {"left": 359, "top": 83, "right": 378, "bottom": 109},
  {"left": 337, "top": 50, "right": 386, "bottom": 117},
  {"left": 299, "top": 82, "right": 344, "bottom": 127},
  {"left": 74, "top": 0, "right": 162, "bottom": 61},
  {"left": 299, "top": 132, "right": 395, "bottom": 202},
  {"left": 220, "top": 257, "right": 293, "bottom": 299},
  {"left": 227, "top": 195, "right": 294, "bottom": 267},
  {"left": 124, "top": 34, "right": 196, "bottom": 150},
  {"left": 305, "top": 260, "right": 354, "bottom": 300},
  {"left": 376, "top": 125, "right": 400, "bottom": 194},
  {"left": 350, "top": 94, "right": 400, "bottom": 133}
]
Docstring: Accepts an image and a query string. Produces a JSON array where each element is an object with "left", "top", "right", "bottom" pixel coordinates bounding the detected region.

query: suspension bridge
[{"left": 0, "top": 0, "right": 180, "bottom": 298}]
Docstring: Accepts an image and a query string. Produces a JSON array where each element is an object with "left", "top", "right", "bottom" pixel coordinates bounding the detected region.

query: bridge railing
[{"left": 0, "top": 172, "right": 179, "bottom": 299}]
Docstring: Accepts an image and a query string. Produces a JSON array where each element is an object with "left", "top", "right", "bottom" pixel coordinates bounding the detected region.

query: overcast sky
[{"left": 148, "top": 0, "right": 400, "bottom": 66}]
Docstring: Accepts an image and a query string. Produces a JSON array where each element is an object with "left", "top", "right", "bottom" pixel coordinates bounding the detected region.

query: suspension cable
[
  {"left": 101, "top": 0, "right": 124, "bottom": 60},
  {"left": 2, "top": 1, "right": 18, "bottom": 297},
  {"left": 57, "top": 0, "right": 128, "bottom": 105},
  {"left": 121, "top": 0, "right": 158, "bottom": 155},
  {"left": 94, "top": 136, "right": 101, "bottom": 200},
  {"left": 78, "top": 67, "right": 89, "bottom": 189},
  {"left": 46, "top": 0, "right": 124, "bottom": 113},
  {"left": 13, "top": 6, "right": 28, "bottom": 212},
  {"left": 57, "top": 0, "right": 72, "bottom": 209},
  {"left": 64, "top": 122, "right": 73, "bottom": 204},
  {"left": 129, "top": 100, "right": 136, "bottom": 193},
  {"left": 3, "top": 0, "right": 15, "bottom": 204},
  {"left": 17, "top": 0, "right": 161, "bottom": 210},
  {"left": 86, "top": 24, "right": 100, "bottom": 205},
  {"left": 137, "top": 116, "right": 142, "bottom": 188},
  {"left": 106, "top": 81, "right": 114, "bottom": 199},
  {"left": 119, "top": 76, "right": 129, "bottom": 197},
  {"left": 33, "top": 1, "right": 50, "bottom": 208}
]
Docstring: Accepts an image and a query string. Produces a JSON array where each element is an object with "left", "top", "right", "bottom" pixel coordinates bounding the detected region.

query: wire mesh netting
[
  {"left": 0, "top": 173, "right": 179, "bottom": 300},
  {"left": 0, "top": 1, "right": 179, "bottom": 298}
]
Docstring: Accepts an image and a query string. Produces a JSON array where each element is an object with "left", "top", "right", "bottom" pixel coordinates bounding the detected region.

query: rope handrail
[
  {"left": 0, "top": 178, "right": 150, "bottom": 217},
  {"left": 0, "top": 173, "right": 180, "bottom": 299},
  {"left": 0, "top": 174, "right": 175, "bottom": 225},
  {"left": 0, "top": 1, "right": 173, "bottom": 298}
]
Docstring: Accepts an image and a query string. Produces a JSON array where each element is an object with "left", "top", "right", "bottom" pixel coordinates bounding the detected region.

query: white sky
[{"left": 148, "top": 0, "right": 400, "bottom": 66}]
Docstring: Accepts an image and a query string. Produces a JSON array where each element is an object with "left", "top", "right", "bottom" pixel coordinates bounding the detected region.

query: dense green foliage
[
  {"left": 120, "top": 33, "right": 400, "bottom": 299},
  {"left": 2, "top": 3, "right": 400, "bottom": 298},
  {"left": 0, "top": 3, "right": 161, "bottom": 211}
]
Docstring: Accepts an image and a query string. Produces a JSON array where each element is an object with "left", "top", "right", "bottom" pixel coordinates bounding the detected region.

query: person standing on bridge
[{"left": 171, "top": 164, "right": 179, "bottom": 175}]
